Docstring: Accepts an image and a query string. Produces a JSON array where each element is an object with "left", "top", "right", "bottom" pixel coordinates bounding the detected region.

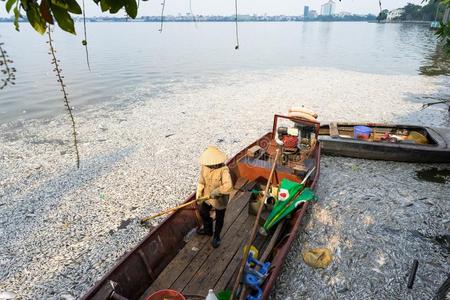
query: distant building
[
  {"left": 321, "top": 0, "right": 336, "bottom": 16},
  {"left": 309, "top": 10, "right": 318, "bottom": 18},
  {"left": 338, "top": 11, "right": 352, "bottom": 17},
  {"left": 304, "top": 6, "right": 309, "bottom": 17},
  {"left": 387, "top": 8, "right": 404, "bottom": 21}
]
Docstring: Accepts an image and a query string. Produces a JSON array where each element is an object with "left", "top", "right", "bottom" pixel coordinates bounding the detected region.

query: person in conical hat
[{"left": 196, "top": 146, "right": 233, "bottom": 248}]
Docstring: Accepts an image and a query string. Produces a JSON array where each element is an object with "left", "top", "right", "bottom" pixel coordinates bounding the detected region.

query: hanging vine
[
  {"left": 159, "top": 0, "right": 166, "bottom": 32},
  {"left": 81, "top": 0, "right": 91, "bottom": 71},
  {"left": 47, "top": 26, "right": 80, "bottom": 168},
  {"left": 234, "top": 0, "right": 240, "bottom": 49},
  {"left": 0, "top": 40, "right": 16, "bottom": 90}
]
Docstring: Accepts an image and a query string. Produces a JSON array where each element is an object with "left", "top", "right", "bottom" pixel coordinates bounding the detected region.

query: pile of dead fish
[
  {"left": 272, "top": 156, "right": 449, "bottom": 300},
  {"left": 0, "top": 67, "right": 448, "bottom": 299}
]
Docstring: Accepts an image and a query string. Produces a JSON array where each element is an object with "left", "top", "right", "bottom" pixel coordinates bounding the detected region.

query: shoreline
[{"left": 1, "top": 66, "right": 449, "bottom": 127}]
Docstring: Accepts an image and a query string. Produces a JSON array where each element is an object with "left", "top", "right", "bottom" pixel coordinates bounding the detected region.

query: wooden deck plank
[
  {"left": 172, "top": 207, "right": 250, "bottom": 292},
  {"left": 217, "top": 228, "right": 270, "bottom": 294},
  {"left": 182, "top": 213, "right": 255, "bottom": 295},
  {"left": 213, "top": 235, "right": 246, "bottom": 292},
  {"left": 169, "top": 241, "right": 213, "bottom": 292},
  {"left": 144, "top": 234, "right": 209, "bottom": 294},
  {"left": 144, "top": 182, "right": 254, "bottom": 296}
]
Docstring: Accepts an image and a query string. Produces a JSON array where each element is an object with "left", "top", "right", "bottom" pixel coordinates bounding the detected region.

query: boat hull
[{"left": 319, "top": 124, "right": 450, "bottom": 163}]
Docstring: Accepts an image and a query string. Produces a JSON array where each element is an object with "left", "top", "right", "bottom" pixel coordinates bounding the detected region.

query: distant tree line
[
  {"left": 376, "top": 0, "right": 450, "bottom": 55},
  {"left": 401, "top": 2, "right": 446, "bottom": 21},
  {"left": 378, "top": 1, "right": 447, "bottom": 22}
]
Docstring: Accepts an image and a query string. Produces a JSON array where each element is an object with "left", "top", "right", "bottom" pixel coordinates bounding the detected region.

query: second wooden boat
[
  {"left": 319, "top": 122, "right": 450, "bottom": 163},
  {"left": 81, "top": 115, "right": 321, "bottom": 300}
]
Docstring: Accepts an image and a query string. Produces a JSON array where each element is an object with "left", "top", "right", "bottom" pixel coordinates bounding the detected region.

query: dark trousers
[{"left": 199, "top": 202, "right": 226, "bottom": 239}]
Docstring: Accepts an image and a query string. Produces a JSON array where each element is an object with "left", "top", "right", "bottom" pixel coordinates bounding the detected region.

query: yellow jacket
[{"left": 196, "top": 165, "right": 233, "bottom": 210}]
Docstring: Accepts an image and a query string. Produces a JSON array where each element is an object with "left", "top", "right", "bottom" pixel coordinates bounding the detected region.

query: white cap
[{"left": 205, "top": 289, "right": 219, "bottom": 300}]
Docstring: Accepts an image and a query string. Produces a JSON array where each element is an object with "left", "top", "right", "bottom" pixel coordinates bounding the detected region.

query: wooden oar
[
  {"left": 230, "top": 148, "right": 281, "bottom": 300},
  {"left": 140, "top": 196, "right": 208, "bottom": 224}
]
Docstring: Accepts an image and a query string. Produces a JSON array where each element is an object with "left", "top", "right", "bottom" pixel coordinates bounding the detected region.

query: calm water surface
[{"left": 0, "top": 22, "right": 446, "bottom": 123}]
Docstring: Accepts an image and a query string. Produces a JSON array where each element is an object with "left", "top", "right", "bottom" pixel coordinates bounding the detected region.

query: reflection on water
[
  {"left": 0, "top": 22, "right": 448, "bottom": 123},
  {"left": 420, "top": 45, "right": 450, "bottom": 76}
]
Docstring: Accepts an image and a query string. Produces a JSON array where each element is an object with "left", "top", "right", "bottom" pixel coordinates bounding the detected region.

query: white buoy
[{"left": 205, "top": 289, "right": 219, "bottom": 300}]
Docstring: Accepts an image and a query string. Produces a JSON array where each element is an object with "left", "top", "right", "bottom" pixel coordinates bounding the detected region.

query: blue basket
[{"left": 354, "top": 126, "right": 372, "bottom": 139}]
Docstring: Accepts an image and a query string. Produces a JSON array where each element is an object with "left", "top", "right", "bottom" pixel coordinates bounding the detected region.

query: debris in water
[
  {"left": 407, "top": 259, "right": 419, "bottom": 289},
  {"left": 416, "top": 168, "right": 450, "bottom": 184},
  {"left": 434, "top": 235, "right": 450, "bottom": 253},
  {"left": 118, "top": 218, "right": 133, "bottom": 230},
  {"left": 302, "top": 248, "right": 333, "bottom": 269}
]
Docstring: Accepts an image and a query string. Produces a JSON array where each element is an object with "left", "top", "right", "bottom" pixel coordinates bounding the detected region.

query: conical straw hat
[{"left": 199, "top": 146, "right": 228, "bottom": 166}]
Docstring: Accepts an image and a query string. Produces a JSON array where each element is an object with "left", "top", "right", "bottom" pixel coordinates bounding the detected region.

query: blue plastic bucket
[{"left": 354, "top": 126, "right": 372, "bottom": 140}]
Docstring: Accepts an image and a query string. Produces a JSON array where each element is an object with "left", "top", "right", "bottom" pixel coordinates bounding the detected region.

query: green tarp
[{"left": 263, "top": 178, "right": 315, "bottom": 231}]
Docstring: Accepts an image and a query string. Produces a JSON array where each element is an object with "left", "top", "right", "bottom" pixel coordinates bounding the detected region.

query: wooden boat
[
  {"left": 81, "top": 115, "right": 321, "bottom": 300},
  {"left": 319, "top": 122, "right": 450, "bottom": 163}
]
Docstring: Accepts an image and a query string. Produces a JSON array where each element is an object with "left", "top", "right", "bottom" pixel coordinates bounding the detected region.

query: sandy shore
[{"left": 0, "top": 67, "right": 449, "bottom": 299}]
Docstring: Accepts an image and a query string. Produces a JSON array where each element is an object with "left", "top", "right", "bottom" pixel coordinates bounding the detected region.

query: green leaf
[
  {"left": 40, "top": 0, "right": 54, "bottom": 24},
  {"left": 50, "top": 0, "right": 81, "bottom": 14},
  {"left": 6, "top": 0, "right": 16, "bottom": 13},
  {"left": 13, "top": 6, "right": 20, "bottom": 31},
  {"left": 108, "top": 0, "right": 124, "bottom": 14},
  {"left": 50, "top": 0, "right": 69, "bottom": 10},
  {"left": 26, "top": 2, "right": 47, "bottom": 34},
  {"left": 20, "top": 0, "right": 28, "bottom": 10},
  {"left": 124, "top": 0, "right": 137, "bottom": 18},
  {"left": 66, "top": 0, "right": 81, "bottom": 14},
  {"left": 50, "top": 3, "right": 75, "bottom": 34},
  {"left": 100, "top": 0, "right": 110, "bottom": 12}
]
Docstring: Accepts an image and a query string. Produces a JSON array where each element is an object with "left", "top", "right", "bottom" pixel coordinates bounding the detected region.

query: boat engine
[{"left": 277, "top": 124, "right": 315, "bottom": 175}]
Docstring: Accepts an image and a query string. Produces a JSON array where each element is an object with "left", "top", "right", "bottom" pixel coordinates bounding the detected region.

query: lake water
[{"left": 0, "top": 21, "right": 448, "bottom": 123}]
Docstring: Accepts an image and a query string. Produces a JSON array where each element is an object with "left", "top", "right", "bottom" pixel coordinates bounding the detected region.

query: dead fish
[{"left": 0, "top": 291, "right": 17, "bottom": 300}]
